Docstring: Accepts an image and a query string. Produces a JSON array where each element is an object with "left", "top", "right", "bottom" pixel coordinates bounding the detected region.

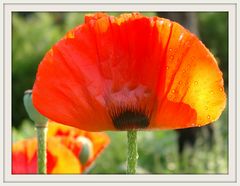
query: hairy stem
[
  {"left": 127, "top": 130, "right": 138, "bottom": 174},
  {"left": 36, "top": 124, "right": 48, "bottom": 174}
]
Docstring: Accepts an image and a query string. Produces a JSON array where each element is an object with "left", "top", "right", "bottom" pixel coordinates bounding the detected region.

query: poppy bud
[
  {"left": 23, "top": 90, "right": 47, "bottom": 125},
  {"left": 77, "top": 136, "right": 93, "bottom": 165}
]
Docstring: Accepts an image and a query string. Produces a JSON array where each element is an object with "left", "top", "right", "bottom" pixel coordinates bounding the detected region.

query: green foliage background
[{"left": 12, "top": 12, "right": 228, "bottom": 174}]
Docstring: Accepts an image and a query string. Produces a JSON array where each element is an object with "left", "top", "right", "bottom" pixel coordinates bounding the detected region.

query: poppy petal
[
  {"left": 47, "top": 138, "right": 82, "bottom": 174},
  {"left": 33, "top": 23, "right": 114, "bottom": 131},
  {"left": 150, "top": 20, "right": 226, "bottom": 129},
  {"left": 47, "top": 121, "right": 110, "bottom": 168},
  {"left": 12, "top": 138, "right": 81, "bottom": 174},
  {"left": 33, "top": 13, "right": 226, "bottom": 131},
  {"left": 12, "top": 139, "right": 37, "bottom": 174}
]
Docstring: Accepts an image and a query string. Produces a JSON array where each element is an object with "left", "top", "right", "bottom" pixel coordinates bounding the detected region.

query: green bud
[
  {"left": 77, "top": 137, "right": 93, "bottom": 165},
  {"left": 23, "top": 90, "right": 47, "bottom": 125}
]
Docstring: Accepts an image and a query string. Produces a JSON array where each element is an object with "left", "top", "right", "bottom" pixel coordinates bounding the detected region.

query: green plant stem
[
  {"left": 127, "top": 130, "right": 138, "bottom": 174},
  {"left": 36, "top": 123, "right": 48, "bottom": 174}
]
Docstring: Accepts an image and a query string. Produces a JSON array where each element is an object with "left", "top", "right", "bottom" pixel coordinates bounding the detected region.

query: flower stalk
[
  {"left": 127, "top": 130, "right": 138, "bottom": 174},
  {"left": 23, "top": 90, "right": 48, "bottom": 174},
  {"left": 35, "top": 123, "right": 48, "bottom": 174}
]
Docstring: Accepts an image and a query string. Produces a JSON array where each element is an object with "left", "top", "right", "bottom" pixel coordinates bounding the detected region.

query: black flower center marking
[{"left": 109, "top": 105, "right": 150, "bottom": 130}]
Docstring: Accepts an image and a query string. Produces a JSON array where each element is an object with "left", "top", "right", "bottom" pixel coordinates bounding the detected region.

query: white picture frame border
[{"left": 1, "top": 0, "right": 239, "bottom": 185}]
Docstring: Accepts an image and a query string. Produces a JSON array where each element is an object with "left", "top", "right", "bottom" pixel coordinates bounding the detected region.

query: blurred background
[{"left": 12, "top": 12, "right": 228, "bottom": 174}]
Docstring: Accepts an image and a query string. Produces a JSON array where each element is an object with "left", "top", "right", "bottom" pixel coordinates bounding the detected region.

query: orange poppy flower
[
  {"left": 12, "top": 121, "right": 110, "bottom": 174},
  {"left": 32, "top": 13, "right": 226, "bottom": 131},
  {"left": 47, "top": 121, "right": 110, "bottom": 170}
]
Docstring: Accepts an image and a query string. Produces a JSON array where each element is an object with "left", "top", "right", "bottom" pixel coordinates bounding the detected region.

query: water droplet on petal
[
  {"left": 170, "top": 55, "right": 174, "bottom": 60},
  {"left": 178, "top": 81, "right": 182, "bottom": 85},
  {"left": 166, "top": 66, "right": 169, "bottom": 70},
  {"left": 194, "top": 81, "right": 198, "bottom": 85},
  {"left": 179, "top": 34, "right": 184, "bottom": 41},
  {"left": 207, "top": 115, "right": 211, "bottom": 119},
  {"left": 173, "top": 97, "right": 178, "bottom": 102},
  {"left": 210, "top": 91, "right": 214, "bottom": 95},
  {"left": 171, "top": 89, "right": 175, "bottom": 93},
  {"left": 169, "top": 48, "right": 173, "bottom": 52},
  {"left": 219, "top": 87, "right": 223, "bottom": 92}
]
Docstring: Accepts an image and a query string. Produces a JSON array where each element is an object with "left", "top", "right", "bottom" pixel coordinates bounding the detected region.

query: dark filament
[{"left": 109, "top": 105, "right": 150, "bottom": 130}]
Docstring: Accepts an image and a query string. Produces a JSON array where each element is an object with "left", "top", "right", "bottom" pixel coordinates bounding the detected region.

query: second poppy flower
[{"left": 12, "top": 121, "right": 110, "bottom": 174}]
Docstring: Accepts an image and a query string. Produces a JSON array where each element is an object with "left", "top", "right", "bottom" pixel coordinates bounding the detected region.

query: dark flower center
[{"left": 109, "top": 106, "right": 150, "bottom": 130}]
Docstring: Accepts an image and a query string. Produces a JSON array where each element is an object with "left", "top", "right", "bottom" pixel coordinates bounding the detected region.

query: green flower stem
[
  {"left": 127, "top": 130, "right": 138, "bottom": 174},
  {"left": 36, "top": 123, "right": 48, "bottom": 174}
]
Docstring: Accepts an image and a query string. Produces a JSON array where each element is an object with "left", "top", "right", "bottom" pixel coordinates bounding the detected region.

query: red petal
[
  {"left": 12, "top": 138, "right": 82, "bottom": 174},
  {"left": 33, "top": 13, "right": 226, "bottom": 131},
  {"left": 12, "top": 139, "right": 37, "bottom": 174}
]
